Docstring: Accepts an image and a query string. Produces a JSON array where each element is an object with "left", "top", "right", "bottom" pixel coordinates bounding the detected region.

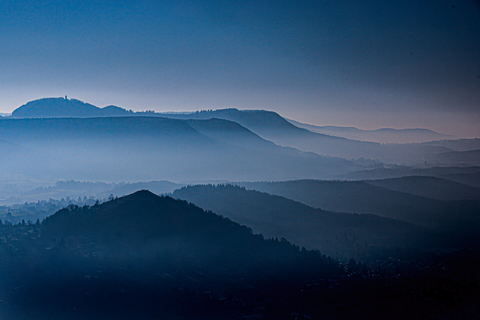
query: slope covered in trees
[
  {"left": 0, "top": 190, "right": 338, "bottom": 319},
  {"left": 236, "top": 180, "right": 480, "bottom": 230},
  {"left": 173, "top": 185, "right": 434, "bottom": 260}
]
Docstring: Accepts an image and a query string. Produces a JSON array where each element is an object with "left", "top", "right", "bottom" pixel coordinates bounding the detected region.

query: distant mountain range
[
  {"left": 0, "top": 116, "right": 353, "bottom": 182},
  {"left": 159, "top": 109, "right": 463, "bottom": 165},
  {"left": 6, "top": 97, "right": 479, "bottom": 167},
  {"left": 286, "top": 118, "right": 453, "bottom": 144}
]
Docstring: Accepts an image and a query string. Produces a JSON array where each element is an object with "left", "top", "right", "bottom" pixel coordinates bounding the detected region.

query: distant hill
[
  {"left": 0, "top": 117, "right": 353, "bottom": 182},
  {"left": 173, "top": 185, "right": 432, "bottom": 260},
  {"left": 235, "top": 180, "right": 480, "bottom": 229},
  {"left": 366, "top": 176, "right": 480, "bottom": 201},
  {"left": 433, "top": 149, "right": 480, "bottom": 166},
  {"left": 11, "top": 97, "right": 133, "bottom": 118},
  {"left": 10, "top": 98, "right": 471, "bottom": 166},
  {"left": 424, "top": 138, "right": 480, "bottom": 152},
  {"left": 347, "top": 166, "right": 480, "bottom": 188},
  {"left": 286, "top": 119, "right": 452, "bottom": 144},
  {"left": 159, "top": 109, "right": 458, "bottom": 165}
]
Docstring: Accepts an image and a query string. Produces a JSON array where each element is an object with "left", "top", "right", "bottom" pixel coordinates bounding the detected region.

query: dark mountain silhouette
[
  {"left": 39, "top": 189, "right": 338, "bottom": 280},
  {"left": 173, "top": 185, "right": 432, "bottom": 260},
  {"left": 366, "top": 176, "right": 480, "bottom": 201},
  {"left": 235, "top": 180, "right": 480, "bottom": 229},
  {"left": 0, "top": 116, "right": 353, "bottom": 182},
  {"left": 11, "top": 97, "right": 133, "bottom": 118},
  {"left": 1, "top": 190, "right": 338, "bottom": 319},
  {"left": 42, "top": 190, "right": 318, "bottom": 272},
  {"left": 286, "top": 118, "right": 452, "bottom": 144}
]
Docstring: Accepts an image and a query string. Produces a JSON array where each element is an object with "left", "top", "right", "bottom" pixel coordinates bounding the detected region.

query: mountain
[
  {"left": 159, "top": 109, "right": 458, "bottom": 165},
  {"left": 287, "top": 119, "right": 452, "bottom": 143},
  {"left": 160, "top": 109, "right": 386, "bottom": 158},
  {"left": 9, "top": 98, "right": 466, "bottom": 165},
  {"left": 173, "top": 185, "right": 432, "bottom": 260},
  {"left": 366, "top": 176, "right": 480, "bottom": 201},
  {"left": 11, "top": 97, "right": 133, "bottom": 118},
  {"left": 43, "top": 190, "right": 318, "bottom": 271},
  {"left": 0, "top": 116, "right": 353, "bottom": 182},
  {"left": 235, "top": 180, "right": 480, "bottom": 229},
  {"left": 1, "top": 190, "right": 338, "bottom": 319}
]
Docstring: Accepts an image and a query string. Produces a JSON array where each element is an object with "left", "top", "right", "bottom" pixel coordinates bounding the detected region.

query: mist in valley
[{"left": 2, "top": 1, "right": 480, "bottom": 319}]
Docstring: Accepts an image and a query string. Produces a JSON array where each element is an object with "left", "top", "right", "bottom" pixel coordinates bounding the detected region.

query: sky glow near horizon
[{"left": 1, "top": 0, "right": 479, "bottom": 137}]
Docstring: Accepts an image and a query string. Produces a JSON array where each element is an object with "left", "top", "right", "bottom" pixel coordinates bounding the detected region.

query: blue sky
[{"left": 1, "top": 0, "right": 479, "bottom": 136}]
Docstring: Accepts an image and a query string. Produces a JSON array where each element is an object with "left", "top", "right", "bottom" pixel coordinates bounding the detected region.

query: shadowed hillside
[
  {"left": 236, "top": 180, "right": 480, "bottom": 230},
  {"left": 0, "top": 190, "right": 338, "bottom": 319},
  {"left": 173, "top": 185, "right": 434, "bottom": 260},
  {"left": 366, "top": 176, "right": 480, "bottom": 201}
]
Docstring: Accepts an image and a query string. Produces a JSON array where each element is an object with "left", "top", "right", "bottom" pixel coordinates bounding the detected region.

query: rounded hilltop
[{"left": 11, "top": 97, "right": 131, "bottom": 118}]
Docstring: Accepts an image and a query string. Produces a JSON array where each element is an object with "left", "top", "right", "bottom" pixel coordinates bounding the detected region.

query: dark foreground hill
[
  {"left": 173, "top": 185, "right": 433, "bottom": 260},
  {"left": 2, "top": 191, "right": 480, "bottom": 320},
  {"left": 0, "top": 190, "right": 338, "bottom": 319}
]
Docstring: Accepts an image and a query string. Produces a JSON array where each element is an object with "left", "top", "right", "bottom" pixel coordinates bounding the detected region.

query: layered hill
[
  {"left": 10, "top": 98, "right": 476, "bottom": 166},
  {"left": 287, "top": 119, "right": 452, "bottom": 144},
  {"left": 42, "top": 190, "right": 328, "bottom": 272},
  {"left": 0, "top": 116, "right": 353, "bottom": 182},
  {"left": 1, "top": 190, "right": 338, "bottom": 319},
  {"left": 235, "top": 180, "right": 480, "bottom": 229},
  {"left": 173, "top": 185, "right": 432, "bottom": 260},
  {"left": 159, "top": 109, "right": 456, "bottom": 164},
  {"left": 347, "top": 166, "right": 480, "bottom": 188},
  {"left": 366, "top": 176, "right": 480, "bottom": 201},
  {"left": 11, "top": 97, "right": 133, "bottom": 118}
]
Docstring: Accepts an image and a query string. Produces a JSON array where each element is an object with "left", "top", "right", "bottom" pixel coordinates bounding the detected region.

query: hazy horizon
[
  {"left": 1, "top": 0, "right": 479, "bottom": 137},
  {"left": 3, "top": 96, "right": 480, "bottom": 139}
]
